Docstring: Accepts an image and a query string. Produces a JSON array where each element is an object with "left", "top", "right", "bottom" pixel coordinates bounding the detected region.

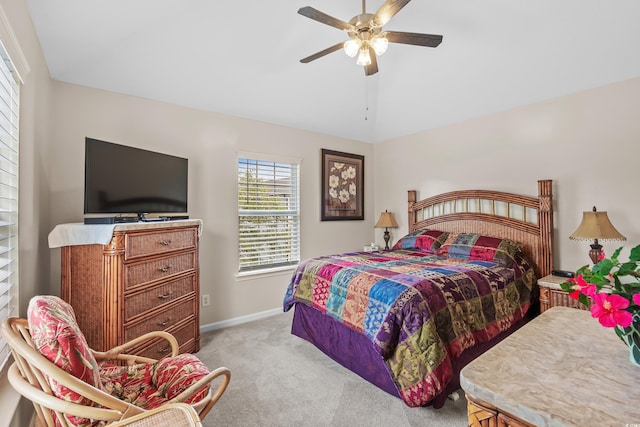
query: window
[
  {"left": 238, "top": 155, "right": 300, "bottom": 272},
  {"left": 0, "top": 44, "right": 20, "bottom": 370}
]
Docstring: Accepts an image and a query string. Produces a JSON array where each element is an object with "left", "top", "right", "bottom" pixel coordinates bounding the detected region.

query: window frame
[
  {"left": 237, "top": 153, "right": 301, "bottom": 275},
  {"left": 0, "top": 37, "right": 21, "bottom": 372}
]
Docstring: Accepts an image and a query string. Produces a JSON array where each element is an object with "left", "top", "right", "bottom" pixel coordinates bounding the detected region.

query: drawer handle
[
  {"left": 157, "top": 291, "right": 173, "bottom": 299},
  {"left": 157, "top": 346, "right": 171, "bottom": 354},
  {"left": 157, "top": 317, "right": 173, "bottom": 327},
  {"left": 158, "top": 265, "right": 173, "bottom": 273},
  {"left": 159, "top": 239, "right": 173, "bottom": 246}
]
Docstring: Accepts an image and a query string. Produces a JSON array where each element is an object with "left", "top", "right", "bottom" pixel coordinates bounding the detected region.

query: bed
[{"left": 283, "top": 180, "right": 553, "bottom": 408}]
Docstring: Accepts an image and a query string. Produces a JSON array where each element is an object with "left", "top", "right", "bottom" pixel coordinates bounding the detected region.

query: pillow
[
  {"left": 435, "top": 233, "right": 523, "bottom": 266},
  {"left": 100, "top": 353, "right": 210, "bottom": 408},
  {"left": 27, "top": 295, "right": 103, "bottom": 426},
  {"left": 392, "top": 229, "right": 449, "bottom": 252}
]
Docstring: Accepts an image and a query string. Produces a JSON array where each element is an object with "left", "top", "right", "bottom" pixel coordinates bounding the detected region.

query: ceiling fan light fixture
[
  {"left": 356, "top": 47, "right": 372, "bottom": 66},
  {"left": 371, "top": 36, "right": 388, "bottom": 56},
  {"left": 343, "top": 39, "right": 360, "bottom": 57},
  {"left": 297, "top": 1, "right": 444, "bottom": 76}
]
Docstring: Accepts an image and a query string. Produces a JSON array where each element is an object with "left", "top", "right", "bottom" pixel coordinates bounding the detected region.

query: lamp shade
[
  {"left": 569, "top": 207, "right": 626, "bottom": 241},
  {"left": 375, "top": 211, "right": 398, "bottom": 228}
]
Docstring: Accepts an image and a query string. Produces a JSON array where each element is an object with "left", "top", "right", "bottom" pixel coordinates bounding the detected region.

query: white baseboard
[{"left": 200, "top": 307, "right": 283, "bottom": 333}]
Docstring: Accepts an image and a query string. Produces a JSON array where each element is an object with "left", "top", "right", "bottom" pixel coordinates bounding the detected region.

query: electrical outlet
[{"left": 201, "top": 294, "right": 210, "bottom": 307}]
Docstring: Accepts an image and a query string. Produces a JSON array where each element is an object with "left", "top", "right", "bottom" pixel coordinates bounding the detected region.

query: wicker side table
[{"left": 537, "top": 274, "right": 589, "bottom": 313}]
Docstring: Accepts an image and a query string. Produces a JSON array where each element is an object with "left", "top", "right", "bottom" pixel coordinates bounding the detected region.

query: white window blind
[
  {"left": 0, "top": 44, "right": 19, "bottom": 371},
  {"left": 238, "top": 156, "right": 300, "bottom": 272}
]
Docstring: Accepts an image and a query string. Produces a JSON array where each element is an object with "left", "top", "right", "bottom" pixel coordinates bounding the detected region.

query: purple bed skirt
[{"left": 291, "top": 302, "right": 528, "bottom": 409}]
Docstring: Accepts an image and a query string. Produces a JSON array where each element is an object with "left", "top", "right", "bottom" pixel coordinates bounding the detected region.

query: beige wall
[
  {"left": 47, "top": 82, "right": 375, "bottom": 324},
  {"left": 373, "top": 76, "right": 640, "bottom": 272},
  {"left": 0, "top": 1, "right": 53, "bottom": 426},
  {"left": 0, "top": 0, "right": 53, "bottom": 317},
  {"left": 4, "top": 0, "right": 640, "bottom": 333}
]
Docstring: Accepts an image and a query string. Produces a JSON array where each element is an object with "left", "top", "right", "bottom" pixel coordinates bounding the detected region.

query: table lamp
[
  {"left": 569, "top": 206, "right": 626, "bottom": 264},
  {"left": 375, "top": 210, "right": 398, "bottom": 250}
]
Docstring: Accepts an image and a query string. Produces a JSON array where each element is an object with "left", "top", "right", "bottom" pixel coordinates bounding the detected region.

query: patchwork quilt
[{"left": 283, "top": 249, "right": 535, "bottom": 407}]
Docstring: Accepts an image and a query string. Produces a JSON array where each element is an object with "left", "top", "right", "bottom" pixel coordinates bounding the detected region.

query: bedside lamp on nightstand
[
  {"left": 569, "top": 206, "right": 626, "bottom": 264},
  {"left": 375, "top": 210, "right": 398, "bottom": 250}
]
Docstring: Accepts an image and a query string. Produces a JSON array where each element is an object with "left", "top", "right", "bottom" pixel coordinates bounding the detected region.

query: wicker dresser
[{"left": 58, "top": 221, "right": 201, "bottom": 357}]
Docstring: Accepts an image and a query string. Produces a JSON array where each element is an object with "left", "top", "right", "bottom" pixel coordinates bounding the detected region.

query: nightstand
[{"left": 537, "top": 274, "right": 589, "bottom": 313}]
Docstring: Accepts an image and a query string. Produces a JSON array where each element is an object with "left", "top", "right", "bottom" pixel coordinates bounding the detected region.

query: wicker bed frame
[
  {"left": 408, "top": 179, "right": 553, "bottom": 279},
  {"left": 290, "top": 179, "right": 554, "bottom": 408}
]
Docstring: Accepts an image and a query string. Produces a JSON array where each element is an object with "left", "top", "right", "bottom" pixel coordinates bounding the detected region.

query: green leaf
[
  {"left": 617, "top": 261, "right": 637, "bottom": 276},
  {"left": 576, "top": 265, "right": 591, "bottom": 275},
  {"left": 630, "top": 245, "right": 640, "bottom": 262},
  {"left": 611, "top": 246, "right": 624, "bottom": 262},
  {"left": 594, "top": 259, "right": 614, "bottom": 276},
  {"left": 560, "top": 281, "right": 573, "bottom": 292},
  {"left": 578, "top": 294, "right": 590, "bottom": 307},
  {"left": 589, "top": 274, "right": 608, "bottom": 287}
]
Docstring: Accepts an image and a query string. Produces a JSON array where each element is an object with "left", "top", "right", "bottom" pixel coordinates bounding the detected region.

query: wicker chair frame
[{"left": 0, "top": 317, "right": 230, "bottom": 426}]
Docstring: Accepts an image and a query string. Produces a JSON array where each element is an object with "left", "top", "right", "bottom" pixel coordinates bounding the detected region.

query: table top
[
  {"left": 537, "top": 274, "right": 570, "bottom": 290},
  {"left": 460, "top": 306, "right": 640, "bottom": 426},
  {"left": 48, "top": 219, "right": 203, "bottom": 248}
]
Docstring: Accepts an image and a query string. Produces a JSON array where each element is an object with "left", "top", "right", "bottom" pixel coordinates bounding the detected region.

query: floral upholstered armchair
[{"left": 0, "top": 295, "right": 230, "bottom": 427}]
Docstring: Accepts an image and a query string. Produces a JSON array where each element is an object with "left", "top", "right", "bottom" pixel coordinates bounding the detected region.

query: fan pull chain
[{"left": 364, "top": 77, "right": 369, "bottom": 121}]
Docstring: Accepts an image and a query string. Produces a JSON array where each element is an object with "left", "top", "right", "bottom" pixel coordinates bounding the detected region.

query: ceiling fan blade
[
  {"left": 374, "top": 0, "right": 412, "bottom": 27},
  {"left": 298, "top": 6, "right": 353, "bottom": 31},
  {"left": 300, "top": 42, "right": 344, "bottom": 63},
  {"left": 385, "top": 31, "right": 443, "bottom": 47},
  {"left": 364, "top": 47, "right": 378, "bottom": 76}
]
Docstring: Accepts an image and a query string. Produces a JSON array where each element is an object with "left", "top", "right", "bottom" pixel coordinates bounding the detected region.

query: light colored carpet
[{"left": 197, "top": 310, "right": 468, "bottom": 427}]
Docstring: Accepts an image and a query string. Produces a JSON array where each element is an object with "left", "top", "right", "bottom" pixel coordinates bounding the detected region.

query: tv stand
[{"left": 58, "top": 221, "right": 202, "bottom": 355}]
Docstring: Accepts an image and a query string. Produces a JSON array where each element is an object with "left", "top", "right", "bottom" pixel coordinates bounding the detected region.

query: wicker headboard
[{"left": 407, "top": 180, "right": 553, "bottom": 278}]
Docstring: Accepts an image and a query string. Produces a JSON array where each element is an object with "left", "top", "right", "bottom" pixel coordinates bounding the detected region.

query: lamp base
[
  {"left": 383, "top": 230, "right": 391, "bottom": 250},
  {"left": 589, "top": 242, "right": 603, "bottom": 265}
]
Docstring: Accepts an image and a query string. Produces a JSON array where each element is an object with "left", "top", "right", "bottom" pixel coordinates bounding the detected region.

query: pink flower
[
  {"left": 565, "top": 274, "right": 597, "bottom": 300},
  {"left": 598, "top": 251, "right": 606, "bottom": 262},
  {"left": 633, "top": 293, "right": 640, "bottom": 306},
  {"left": 590, "top": 293, "right": 633, "bottom": 328}
]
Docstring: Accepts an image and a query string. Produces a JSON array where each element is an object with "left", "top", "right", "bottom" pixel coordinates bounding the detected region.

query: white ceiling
[{"left": 26, "top": 0, "right": 640, "bottom": 143}]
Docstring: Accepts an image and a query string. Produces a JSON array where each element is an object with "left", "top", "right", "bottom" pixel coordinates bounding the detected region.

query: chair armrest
[
  {"left": 7, "top": 363, "right": 136, "bottom": 423},
  {"left": 94, "top": 331, "right": 179, "bottom": 364},
  {"left": 168, "top": 367, "right": 230, "bottom": 414},
  {"left": 4, "top": 326, "right": 138, "bottom": 414}
]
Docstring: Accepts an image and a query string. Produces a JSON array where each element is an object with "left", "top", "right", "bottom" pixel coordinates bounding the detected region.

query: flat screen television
[{"left": 84, "top": 138, "right": 188, "bottom": 220}]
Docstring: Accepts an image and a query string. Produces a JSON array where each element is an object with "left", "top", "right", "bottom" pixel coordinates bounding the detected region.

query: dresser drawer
[
  {"left": 125, "top": 228, "right": 197, "bottom": 260},
  {"left": 124, "top": 298, "right": 195, "bottom": 342},
  {"left": 136, "top": 320, "right": 197, "bottom": 360},
  {"left": 124, "top": 275, "right": 196, "bottom": 322},
  {"left": 125, "top": 252, "right": 195, "bottom": 289}
]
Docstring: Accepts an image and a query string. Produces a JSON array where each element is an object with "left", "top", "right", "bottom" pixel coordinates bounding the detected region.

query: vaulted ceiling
[{"left": 26, "top": 0, "right": 640, "bottom": 142}]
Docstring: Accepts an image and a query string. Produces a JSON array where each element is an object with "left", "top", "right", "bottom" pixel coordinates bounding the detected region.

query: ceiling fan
[{"left": 298, "top": 0, "right": 443, "bottom": 76}]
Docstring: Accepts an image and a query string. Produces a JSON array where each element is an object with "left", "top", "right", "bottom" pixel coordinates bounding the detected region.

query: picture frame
[{"left": 321, "top": 149, "right": 364, "bottom": 221}]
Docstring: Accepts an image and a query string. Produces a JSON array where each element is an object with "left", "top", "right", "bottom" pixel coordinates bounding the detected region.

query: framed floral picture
[{"left": 321, "top": 149, "right": 364, "bottom": 221}]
